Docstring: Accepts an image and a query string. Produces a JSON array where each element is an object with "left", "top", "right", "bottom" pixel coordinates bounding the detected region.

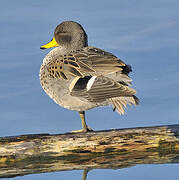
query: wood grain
[{"left": 0, "top": 124, "right": 179, "bottom": 178}]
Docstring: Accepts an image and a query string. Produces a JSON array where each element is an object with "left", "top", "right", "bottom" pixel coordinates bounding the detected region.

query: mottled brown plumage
[{"left": 40, "top": 21, "right": 139, "bottom": 132}]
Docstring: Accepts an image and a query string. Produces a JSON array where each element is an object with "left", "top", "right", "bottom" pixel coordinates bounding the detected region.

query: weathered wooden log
[{"left": 0, "top": 124, "right": 179, "bottom": 178}]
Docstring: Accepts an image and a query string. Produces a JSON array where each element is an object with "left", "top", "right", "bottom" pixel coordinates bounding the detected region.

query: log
[{"left": 0, "top": 124, "right": 179, "bottom": 178}]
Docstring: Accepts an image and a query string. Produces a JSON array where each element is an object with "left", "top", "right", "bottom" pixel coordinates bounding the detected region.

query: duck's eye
[{"left": 59, "top": 34, "right": 72, "bottom": 43}]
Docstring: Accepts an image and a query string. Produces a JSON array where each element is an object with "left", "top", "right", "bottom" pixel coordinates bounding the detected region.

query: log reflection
[{"left": 0, "top": 149, "right": 179, "bottom": 178}]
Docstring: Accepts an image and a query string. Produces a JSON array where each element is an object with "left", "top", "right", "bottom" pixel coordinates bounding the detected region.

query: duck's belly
[
  {"left": 40, "top": 73, "right": 103, "bottom": 111},
  {"left": 57, "top": 94, "right": 98, "bottom": 111}
]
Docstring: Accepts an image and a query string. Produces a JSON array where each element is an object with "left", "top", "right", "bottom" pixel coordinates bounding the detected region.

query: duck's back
[{"left": 39, "top": 46, "right": 138, "bottom": 112}]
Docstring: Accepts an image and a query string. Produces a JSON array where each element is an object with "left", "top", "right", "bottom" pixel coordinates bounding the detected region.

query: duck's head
[{"left": 40, "top": 21, "right": 88, "bottom": 51}]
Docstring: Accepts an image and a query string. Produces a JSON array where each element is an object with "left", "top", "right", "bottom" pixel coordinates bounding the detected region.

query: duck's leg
[
  {"left": 71, "top": 111, "right": 93, "bottom": 133},
  {"left": 80, "top": 111, "right": 88, "bottom": 131}
]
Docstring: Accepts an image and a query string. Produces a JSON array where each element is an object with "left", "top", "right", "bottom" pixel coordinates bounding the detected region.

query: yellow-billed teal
[{"left": 40, "top": 21, "right": 139, "bottom": 132}]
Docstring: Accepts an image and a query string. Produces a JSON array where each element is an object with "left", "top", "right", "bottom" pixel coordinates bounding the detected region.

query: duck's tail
[{"left": 109, "top": 95, "right": 139, "bottom": 115}]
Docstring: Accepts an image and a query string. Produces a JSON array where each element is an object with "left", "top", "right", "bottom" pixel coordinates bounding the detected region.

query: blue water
[
  {"left": 13, "top": 164, "right": 179, "bottom": 180},
  {"left": 1, "top": 0, "right": 179, "bottom": 179}
]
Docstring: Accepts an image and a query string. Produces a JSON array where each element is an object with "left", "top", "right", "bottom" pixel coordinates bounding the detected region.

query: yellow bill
[{"left": 40, "top": 37, "right": 59, "bottom": 49}]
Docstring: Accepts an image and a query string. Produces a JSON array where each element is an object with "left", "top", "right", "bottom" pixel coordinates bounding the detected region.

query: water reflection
[
  {"left": 82, "top": 170, "right": 90, "bottom": 180},
  {"left": 0, "top": 150, "right": 179, "bottom": 178}
]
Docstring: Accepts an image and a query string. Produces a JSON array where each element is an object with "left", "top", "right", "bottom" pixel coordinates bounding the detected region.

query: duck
[{"left": 40, "top": 21, "right": 139, "bottom": 132}]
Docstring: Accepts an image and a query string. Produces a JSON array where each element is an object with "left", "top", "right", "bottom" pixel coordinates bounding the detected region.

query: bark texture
[{"left": 0, "top": 124, "right": 179, "bottom": 178}]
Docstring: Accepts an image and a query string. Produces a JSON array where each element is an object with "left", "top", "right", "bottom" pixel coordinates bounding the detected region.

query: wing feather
[
  {"left": 44, "top": 46, "right": 139, "bottom": 112},
  {"left": 46, "top": 46, "right": 127, "bottom": 80},
  {"left": 71, "top": 76, "right": 136, "bottom": 103}
]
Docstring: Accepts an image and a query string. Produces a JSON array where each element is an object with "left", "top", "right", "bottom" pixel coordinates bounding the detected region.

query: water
[
  {"left": 12, "top": 165, "right": 179, "bottom": 180},
  {"left": 0, "top": 0, "right": 179, "bottom": 179}
]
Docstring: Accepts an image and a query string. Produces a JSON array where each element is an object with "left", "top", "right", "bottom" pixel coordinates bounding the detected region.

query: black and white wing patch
[{"left": 70, "top": 75, "right": 136, "bottom": 103}]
